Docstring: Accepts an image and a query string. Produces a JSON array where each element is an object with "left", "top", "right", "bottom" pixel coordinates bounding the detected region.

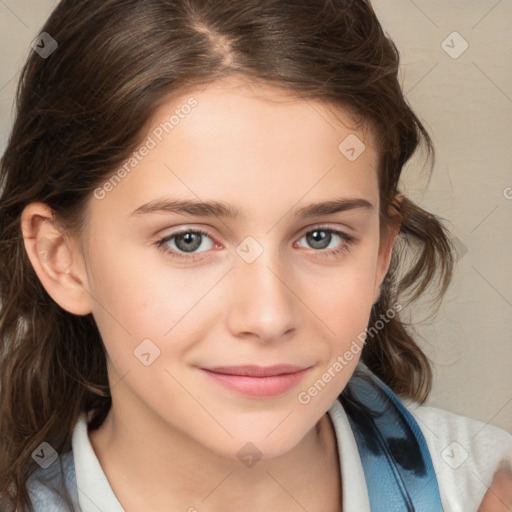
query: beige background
[{"left": 0, "top": 1, "right": 510, "bottom": 433}]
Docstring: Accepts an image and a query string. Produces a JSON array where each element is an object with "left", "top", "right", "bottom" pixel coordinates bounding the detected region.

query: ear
[
  {"left": 373, "top": 194, "right": 403, "bottom": 304},
  {"left": 21, "top": 202, "right": 93, "bottom": 316}
]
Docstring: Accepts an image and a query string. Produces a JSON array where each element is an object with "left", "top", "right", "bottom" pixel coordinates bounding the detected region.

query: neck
[{"left": 88, "top": 391, "right": 342, "bottom": 511}]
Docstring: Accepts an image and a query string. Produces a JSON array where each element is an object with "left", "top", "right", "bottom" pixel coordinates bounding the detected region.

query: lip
[{"left": 199, "top": 364, "right": 312, "bottom": 397}]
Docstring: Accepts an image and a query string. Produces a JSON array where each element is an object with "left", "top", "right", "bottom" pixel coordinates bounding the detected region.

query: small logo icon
[
  {"left": 338, "top": 134, "right": 366, "bottom": 161},
  {"left": 236, "top": 236, "right": 264, "bottom": 264},
  {"left": 441, "top": 32, "right": 468, "bottom": 59},
  {"left": 134, "top": 338, "right": 161, "bottom": 366},
  {"left": 31, "top": 442, "right": 58, "bottom": 469},
  {"left": 441, "top": 441, "right": 468, "bottom": 469},
  {"left": 31, "top": 32, "right": 58, "bottom": 59},
  {"left": 237, "top": 442, "right": 262, "bottom": 468}
]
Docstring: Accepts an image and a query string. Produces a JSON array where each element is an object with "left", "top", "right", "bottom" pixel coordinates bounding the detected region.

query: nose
[{"left": 226, "top": 241, "right": 299, "bottom": 344}]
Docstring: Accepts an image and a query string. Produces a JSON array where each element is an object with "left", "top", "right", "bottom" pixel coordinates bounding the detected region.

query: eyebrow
[{"left": 128, "top": 197, "right": 374, "bottom": 219}]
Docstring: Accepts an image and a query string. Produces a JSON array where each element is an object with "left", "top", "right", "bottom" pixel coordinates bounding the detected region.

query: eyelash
[{"left": 155, "top": 226, "right": 356, "bottom": 262}]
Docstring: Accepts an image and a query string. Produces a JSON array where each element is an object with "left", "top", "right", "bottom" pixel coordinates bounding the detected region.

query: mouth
[{"left": 199, "top": 364, "right": 312, "bottom": 397}]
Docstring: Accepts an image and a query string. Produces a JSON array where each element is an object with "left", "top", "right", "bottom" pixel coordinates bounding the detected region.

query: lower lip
[{"left": 200, "top": 368, "right": 310, "bottom": 398}]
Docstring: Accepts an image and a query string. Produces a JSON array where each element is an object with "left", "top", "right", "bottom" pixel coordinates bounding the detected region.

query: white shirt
[{"left": 27, "top": 400, "right": 512, "bottom": 511}]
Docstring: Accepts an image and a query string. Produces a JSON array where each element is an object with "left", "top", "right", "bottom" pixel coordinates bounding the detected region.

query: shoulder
[{"left": 404, "top": 400, "right": 512, "bottom": 511}]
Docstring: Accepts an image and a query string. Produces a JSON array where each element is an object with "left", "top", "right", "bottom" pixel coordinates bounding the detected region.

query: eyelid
[
  {"left": 299, "top": 221, "right": 357, "bottom": 237},
  {"left": 153, "top": 225, "right": 217, "bottom": 243}
]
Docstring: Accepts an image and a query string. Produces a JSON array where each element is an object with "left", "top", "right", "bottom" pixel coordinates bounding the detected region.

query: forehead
[
  {"left": 151, "top": 76, "right": 375, "bottom": 158},
  {"left": 86, "top": 76, "right": 380, "bottom": 228}
]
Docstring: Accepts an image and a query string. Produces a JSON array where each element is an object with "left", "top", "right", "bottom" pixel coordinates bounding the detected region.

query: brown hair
[{"left": 0, "top": 0, "right": 454, "bottom": 508}]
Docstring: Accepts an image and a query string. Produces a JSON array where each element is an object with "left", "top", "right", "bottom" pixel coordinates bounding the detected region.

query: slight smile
[{"left": 199, "top": 365, "right": 313, "bottom": 398}]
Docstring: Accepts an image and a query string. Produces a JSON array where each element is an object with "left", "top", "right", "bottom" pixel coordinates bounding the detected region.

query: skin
[
  {"left": 21, "top": 75, "right": 401, "bottom": 511},
  {"left": 478, "top": 463, "right": 512, "bottom": 512}
]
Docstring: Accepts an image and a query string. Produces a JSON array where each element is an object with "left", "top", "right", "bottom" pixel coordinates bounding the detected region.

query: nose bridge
[
  {"left": 229, "top": 233, "right": 297, "bottom": 338},
  {"left": 235, "top": 233, "right": 289, "bottom": 300}
]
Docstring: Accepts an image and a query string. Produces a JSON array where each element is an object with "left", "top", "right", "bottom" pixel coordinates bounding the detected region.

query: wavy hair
[{"left": 0, "top": 0, "right": 453, "bottom": 508}]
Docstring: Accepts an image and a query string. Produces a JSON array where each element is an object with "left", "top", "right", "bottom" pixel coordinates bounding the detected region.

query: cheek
[
  {"left": 295, "top": 265, "right": 377, "bottom": 407},
  {"left": 300, "top": 249, "right": 378, "bottom": 381},
  {"left": 322, "top": 285, "right": 374, "bottom": 365},
  {"left": 307, "top": 250, "right": 379, "bottom": 330},
  {"left": 84, "top": 234, "right": 185, "bottom": 330},
  {"left": 85, "top": 244, "right": 220, "bottom": 371}
]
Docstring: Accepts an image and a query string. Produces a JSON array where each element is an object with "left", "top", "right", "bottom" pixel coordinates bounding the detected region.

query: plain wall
[{"left": 0, "top": 1, "right": 510, "bottom": 433}]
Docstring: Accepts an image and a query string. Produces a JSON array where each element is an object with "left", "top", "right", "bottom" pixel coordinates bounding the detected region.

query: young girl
[{"left": 0, "top": 0, "right": 510, "bottom": 511}]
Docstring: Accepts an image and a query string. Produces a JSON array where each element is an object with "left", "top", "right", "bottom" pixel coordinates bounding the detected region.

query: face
[{"left": 35, "top": 76, "right": 398, "bottom": 460}]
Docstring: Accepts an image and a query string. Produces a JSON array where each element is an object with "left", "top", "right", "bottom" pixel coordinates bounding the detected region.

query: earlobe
[{"left": 20, "top": 202, "right": 93, "bottom": 316}]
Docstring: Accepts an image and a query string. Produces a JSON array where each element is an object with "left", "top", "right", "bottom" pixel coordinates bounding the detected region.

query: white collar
[
  {"left": 71, "top": 412, "right": 124, "bottom": 511},
  {"left": 71, "top": 400, "right": 370, "bottom": 512},
  {"left": 328, "top": 399, "right": 371, "bottom": 511}
]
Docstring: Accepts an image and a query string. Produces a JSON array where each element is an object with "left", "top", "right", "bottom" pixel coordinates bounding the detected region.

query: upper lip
[{"left": 202, "top": 364, "right": 310, "bottom": 377}]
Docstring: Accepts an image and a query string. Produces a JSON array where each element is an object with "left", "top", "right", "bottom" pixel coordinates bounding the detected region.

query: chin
[{"left": 203, "top": 419, "right": 315, "bottom": 463}]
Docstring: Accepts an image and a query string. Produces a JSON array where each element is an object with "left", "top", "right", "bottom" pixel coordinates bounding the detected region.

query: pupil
[
  {"left": 177, "top": 232, "right": 201, "bottom": 252},
  {"left": 309, "top": 230, "right": 329, "bottom": 249}
]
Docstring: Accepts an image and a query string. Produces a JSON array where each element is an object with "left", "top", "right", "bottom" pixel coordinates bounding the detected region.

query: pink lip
[{"left": 200, "top": 365, "right": 311, "bottom": 397}]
